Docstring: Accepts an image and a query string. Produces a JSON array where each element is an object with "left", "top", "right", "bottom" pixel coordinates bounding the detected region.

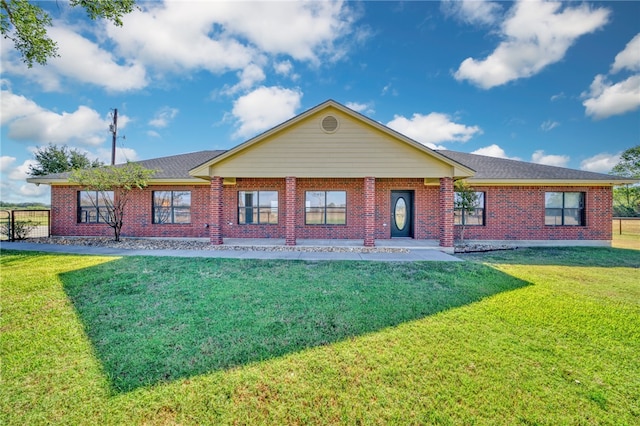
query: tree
[
  {"left": 1, "top": 0, "right": 136, "bottom": 67},
  {"left": 28, "top": 144, "right": 103, "bottom": 177},
  {"left": 70, "top": 162, "right": 155, "bottom": 241},
  {"left": 454, "top": 179, "right": 479, "bottom": 244},
  {"left": 610, "top": 145, "right": 640, "bottom": 217}
]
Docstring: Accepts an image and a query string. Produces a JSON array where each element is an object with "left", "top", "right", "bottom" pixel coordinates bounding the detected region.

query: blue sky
[{"left": 1, "top": 0, "right": 639, "bottom": 203}]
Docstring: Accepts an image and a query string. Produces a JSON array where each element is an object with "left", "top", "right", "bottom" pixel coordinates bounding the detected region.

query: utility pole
[{"left": 109, "top": 108, "right": 118, "bottom": 165}]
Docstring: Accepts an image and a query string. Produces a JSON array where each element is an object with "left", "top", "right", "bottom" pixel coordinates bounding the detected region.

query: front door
[{"left": 391, "top": 191, "right": 413, "bottom": 238}]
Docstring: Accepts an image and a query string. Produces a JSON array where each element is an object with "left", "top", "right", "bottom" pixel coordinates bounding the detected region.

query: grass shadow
[
  {"left": 459, "top": 246, "right": 640, "bottom": 268},
  {"left": 60, "top": 256, "right": 530, "bottom": 393}
]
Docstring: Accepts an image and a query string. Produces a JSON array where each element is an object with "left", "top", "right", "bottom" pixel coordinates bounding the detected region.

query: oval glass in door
[{"left": 394, "top": 197, "right": 407, "bottom": 231}]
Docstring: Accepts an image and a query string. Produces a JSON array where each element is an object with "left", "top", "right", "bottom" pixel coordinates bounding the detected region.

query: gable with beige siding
[{"left": 192, "top": 103, "right": 473, "bottom": 179}]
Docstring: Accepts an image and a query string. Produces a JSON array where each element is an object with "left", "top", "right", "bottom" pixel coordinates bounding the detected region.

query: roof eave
[{"left": 468, "top": 178, "right": 639, "bottom": 186}]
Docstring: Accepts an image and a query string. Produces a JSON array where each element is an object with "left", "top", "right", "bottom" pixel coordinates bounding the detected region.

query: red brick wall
[
  {"left": 374, "top": 179, "right": 440, "bottom": 239},
  {"left": 51, "top": 185, "right": 211, "bottom": 238},
  {"left": 51, "top": 182, "right": 614, "bottom": 242},
  {"left": 456, "top": 186, "right": 613, "bottom": 241}
]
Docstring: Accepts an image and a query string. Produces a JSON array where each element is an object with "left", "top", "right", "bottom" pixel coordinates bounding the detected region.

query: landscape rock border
[{"left": 19, "top": 237, "right": 410, "bottom": 254}]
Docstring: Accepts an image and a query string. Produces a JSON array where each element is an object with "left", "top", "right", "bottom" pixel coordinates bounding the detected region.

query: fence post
[
  {"left": 10, "top": 210, "right": 15, "bottom": 241},
  {"left": 619, "top": 218, "right": 622, "bottom": 235}
]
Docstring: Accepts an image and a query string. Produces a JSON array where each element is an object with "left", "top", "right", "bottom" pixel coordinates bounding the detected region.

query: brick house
[{"left": 28, "top": 100, "right": 636, "bottom": 251}]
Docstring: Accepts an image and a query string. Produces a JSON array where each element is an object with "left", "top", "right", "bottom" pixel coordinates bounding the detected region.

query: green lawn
[{"left": 1, "top": 247, "right": 639, "bottom": 425}]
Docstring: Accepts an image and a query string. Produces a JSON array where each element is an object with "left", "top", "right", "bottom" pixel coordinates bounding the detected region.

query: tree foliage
[
  {"left": 70, "top": 163, "right": 155, "bottom": 241},
  {"left": 610, "top": 145, "right": 640, "bottom": 217},
  {"left": 28, "top": 144, "right": 103, "bottom": 177},
  {"left": 454, "top": 179, "right": 479, "bottom": 243},
  {"left": 1, "top": 0, "right": 136, "bottom": 67}
]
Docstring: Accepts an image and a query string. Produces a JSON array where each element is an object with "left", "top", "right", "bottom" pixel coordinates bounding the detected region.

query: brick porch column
[
  {"left": 209, "top": 176, "right": 223, "bottom": 245},
  {"left": 439, "top": 177, "right": 454, "bottom": 248},
  {"left": 285, "top": 176, "right": 297, "bottom": 246},
  {"left": 364, "top": 176, "right": 376, "bottom": 247}
]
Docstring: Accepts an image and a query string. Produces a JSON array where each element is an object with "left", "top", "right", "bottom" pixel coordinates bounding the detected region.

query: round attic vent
[{"left": 321, "top": 115, "right": 339, "bottom": 133}]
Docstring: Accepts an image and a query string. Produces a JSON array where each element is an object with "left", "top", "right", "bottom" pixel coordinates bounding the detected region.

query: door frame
[{"left": 390, "top": 190, "right": 414, "bottom": 238}]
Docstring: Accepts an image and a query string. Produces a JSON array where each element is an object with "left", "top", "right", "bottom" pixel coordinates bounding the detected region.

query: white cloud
[
  {"left": 149, "top": 107, "right": 179, "bottom": 128},
  {"left": 0, "top": 156, "right": 16, "bottom": 173},
  {"left": 540, "top": 120, "right": 560, "bottom": 132},
  {"left": 386, "top": 112, "right": 482, "bottom": 148},
  {"left": 441, "top": 0, "right": 503, "bottom": 26},
  {"left": 231, "top": 86, "right": 302, "bottom": 138},
  {"left": 18, "top": 183, "right": 48, "bottom": 198},
  {"left": 8, "top": 159, "right": 37, "bottom": 181},
  {"left": 472, "top": 144, "right": 520, "bottom": 160},
  {"left": 611, "top": 33, "right": 640, "bottom": 73},
  {"left": 46, "top": 26, "right": 147, "bottom": 92},
  {"left": 345, "top": 101, "right": 375, "bottom": 115},
  {"left": 0, "top": 90, "right": 42, "bottom": 125},
  {"left": 107, "top": 0, "right": 358, "bottom": 75},
  {"left": 1, "top": 89, "right": 124, "bottom": 146},
  {"left": 223, "top": 64, "right": 266, "bottom": 95},
  {"left": 531, "top": 150, "right": 570, "bottom": 167},
  {"left": 582, "top": 33, "right": 640, "bottom": 120},
  {"left": 550, "top": 92, "right": 565, "bottom": 102},
  {"left": 582, "top": 74, "right": 640, "bottom": 119},
  {"left": 455, "top": 0, "right": 609, "bottom": 89},
  {"left": 147, "top": 130, "right": 161, "bottom": 138},
  {"left": 580, "top": 152, "right": 620, "bottom": 173},
  {"left": 274, "top": 60, "right": 293, "bottom": 76}
]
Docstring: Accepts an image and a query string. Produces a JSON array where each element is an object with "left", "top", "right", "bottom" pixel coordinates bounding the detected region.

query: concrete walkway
[{"left": 0, "top": 241, "right": 463, "bottom": 262}]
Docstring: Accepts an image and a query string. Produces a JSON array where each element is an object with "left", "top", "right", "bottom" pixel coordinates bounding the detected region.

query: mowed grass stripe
[{"left": 1, "top": 247, "right": 638, "bottom": 425}]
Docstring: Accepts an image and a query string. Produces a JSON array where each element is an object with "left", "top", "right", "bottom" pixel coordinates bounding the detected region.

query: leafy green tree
[
  {"left": 610, "top": 145, "right": 640, "bottom": 217},
  {"left": 70, "top": 163, "right": 155, "bottom": 241},
  {"left": 28, "top": 144, "right": 103, "bottom": 177},
  {"left": 454, "top": 179, "right": 479, "bottom": 243},
  {"left": 1, "top": 0, "right": 136, "bottom": 67}
]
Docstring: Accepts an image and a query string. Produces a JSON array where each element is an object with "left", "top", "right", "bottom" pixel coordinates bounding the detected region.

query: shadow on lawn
[
  {"left": 61, "top": 256, "right": 529, "bottom": 393},
  {"left": 459, "top": 246, "right": 640, "bottom": 268}
]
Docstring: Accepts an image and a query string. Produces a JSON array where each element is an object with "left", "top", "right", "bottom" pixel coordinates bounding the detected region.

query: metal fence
[
  {"left": 612, "top": 217, "right": 640, "bottom": 236},
  {"left": 0, "top": 209, "right": 51, "bottom": 241}
]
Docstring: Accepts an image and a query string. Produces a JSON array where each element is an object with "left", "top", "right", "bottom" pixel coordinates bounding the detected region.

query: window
[
  {"left": 153, "top": 191, "right": 191, "bottom": 224},
  {"left": 454, "top": 191, "right": 485, "bottom": 225},
  {"left": 238, "top": 191, "right": 278, "bottom": 224},
  {"left": 78, "top": 191, "right": 114, "bottom": 223},
  {"left": 545, "top": 192, "right": 585, "bottom": 226},
  {"left": 305, "top": 191, "right": 346, "bottom": 225}
]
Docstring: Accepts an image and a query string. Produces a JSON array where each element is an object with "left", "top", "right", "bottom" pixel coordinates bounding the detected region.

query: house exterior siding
[
  {"left": 50, "top": 181, "right": 613, "bottom": 244},
  {"left": 51, "top": 185, "right": 211, "bottom": 238},
  {"left": 455, "top": 186, "right": 613, "bottom": 241}
]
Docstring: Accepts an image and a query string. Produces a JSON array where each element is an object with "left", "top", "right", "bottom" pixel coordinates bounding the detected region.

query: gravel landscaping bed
[
  {"left": 18, "top": 237, "right": 410, "bottom": 253},
  {"left": 454, "top": 244, "right": 518, "bottom": 253}
]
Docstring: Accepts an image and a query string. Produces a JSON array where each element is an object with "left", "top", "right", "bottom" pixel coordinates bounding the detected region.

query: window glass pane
[
  {"left": 326, "top": 208, "right": 345, "bottom": 224},
  {"left": 173, "top": 191, "right": 191, "bottom": 207},
  {"left": 238, "top": 208, "right": 247, "bottom": 224},
  {"left": 154, "top": 191, "right": 171, "bottom": 207},
  {"left": 545, "top": 192, "right": 563, "bottom": 208},
  {"left": 258, "top": 191, "right": 278, "bottom": 207},
  {"left": 545, "top": 208, "right": 563, "bottom": 225},
  {"left": 466, "top": 209, "right": 484, "bottom": 225},
  {"left": 326, "top": 191, "right": 346, "bottom": 207},
  {"left": 563, "top": 208, "right": 582, "bottom": 226},
  {"left": 306, "top": 207, "right": 325, "bottom": 224},
  {"left": 154, "top": 207, "right": 171, "bottom": 224},
  {"left": 306, "top": 191, "right": 325, "bottom": 208},
  {"left": 173, "top": 208, "right": 191, "bottom": 224},
  {"left": 564, "top": 192, "right": 582, "bottom": 208},
  {"left": 79, "top": 191, "right": 95, "bottom": 207},
  {"left": 454, "top": 209, "right": 463, "bottom": 225},
  {"left": 474, "top": 192, "right": 485, "bottom": 208}
]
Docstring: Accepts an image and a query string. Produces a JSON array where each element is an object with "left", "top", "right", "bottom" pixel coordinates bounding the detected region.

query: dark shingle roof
[
  {"left": 134, "top": 150, "right": 226, "bottom": 179},
  {"left": 437, "top": 150, "right": 630, "bottom": 182},
  {"left": 33, "top": 150, "right": 226, "bottom": 181}
]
